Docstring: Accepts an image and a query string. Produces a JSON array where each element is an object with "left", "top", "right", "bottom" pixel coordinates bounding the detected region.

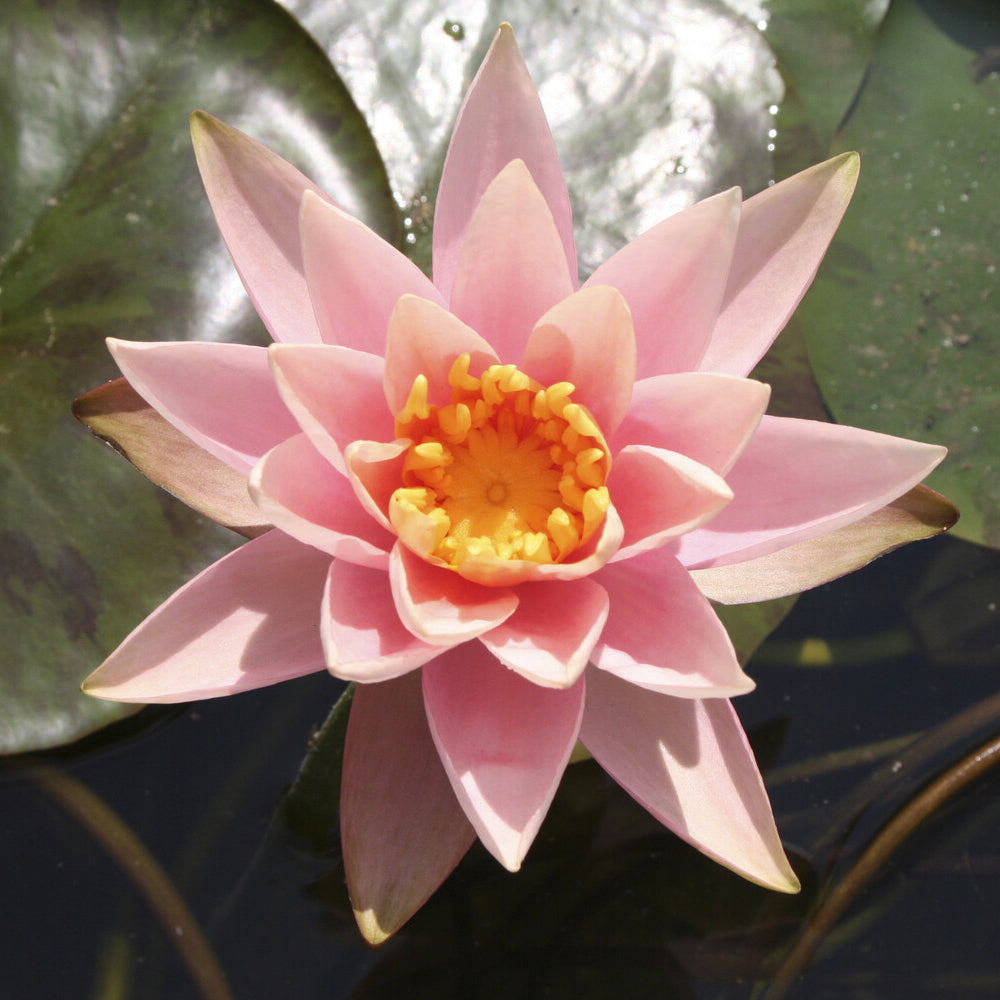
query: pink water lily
[{"left": 80, "top": 25, "right": 951, "bottom": 944}]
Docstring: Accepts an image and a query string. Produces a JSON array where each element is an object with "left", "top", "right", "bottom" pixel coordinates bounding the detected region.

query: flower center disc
[{"left": 390, "top": 354, "right": 610, "bottom": 575}]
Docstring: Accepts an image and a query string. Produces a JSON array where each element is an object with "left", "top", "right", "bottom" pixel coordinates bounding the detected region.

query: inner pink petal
[
  {"left": 433, "top": 24, "right": 576, "bottom": 304},
  {"left": 479, "top": 578, "right": 609, "bottom": 688},
  {"left": 388, "top": 544, "right": 518, "bottom": 646},
  {"left": 584, "top": 187, "right": 741, "bottom": 377},
  {"left": 448, "top": 160, "right": 575, "bottom": 363},
  {"left": 612, "top": 373, "right": 770, "bottom": 474},
  {"left": 609, "top": 446, "right": 733, "bottom": 562},
  {"left": 269, "top": 343, "right": 391, "bottom": 474},
  {"left": 423, "top": 643, "right": 585, "bottom": 871},
  {"left": 521, "top": 285, "right": 636, "bottom": 437},
  {"left": 383, "top": 296, "right": 498, "bottom": 413},
  {"left": 249, "top": 434, "right": 393, "bottom": 569},
  {"left": 300, "top": 190, "right": 445, "bottom": 353},
  {"left": 321, "top": 560, "right": 439, "bottom": 682},
  {"left": 593, "top": 550, "right": 752, "bottom": 698}
]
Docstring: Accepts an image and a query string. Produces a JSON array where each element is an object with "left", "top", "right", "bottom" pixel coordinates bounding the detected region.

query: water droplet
[{"left": 442, "top": 19, "right": 465, "bottom": 41}]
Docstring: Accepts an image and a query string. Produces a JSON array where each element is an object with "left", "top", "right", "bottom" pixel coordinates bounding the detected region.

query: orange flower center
[{"left": 390, "top": 354, "right": 610, "bottom": 571}]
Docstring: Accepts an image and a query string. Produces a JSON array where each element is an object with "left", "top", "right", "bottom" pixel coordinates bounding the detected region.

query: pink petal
[
  {"left": 108, "top": 339, "right": 300, "bottom": 475},
  {"left": 383, "top": 295, "right": 498, "bottom": 414},
  {"left": 581, "top": 669, "right": 799, "bottom": 891},
  {"left": 190, "top": 112, "right": 326, "bottom": 344},
  {"left": 321, "top": 560, "right": 439, "bottom": 681},
  {"left": 593, "top": 550, "right": 752, "bottom": 697},
  {"left": 433, "top": 23, "right": 575, "bottom": 304},
  {"left": 268, "top": 343, "right": 391, "bottom": 474},
  {"left": 479, "top": 578, "right": 609, "bottom": 689},
  {"left": 343, "top": 438, "right": 410, "bottom": 531},
  {"left": 521, "top": 285, "right": 636, "bottom": 437},
  {"left": 300, "top": 190, "right": 445, "bottom": 352},
  {"left": 676, "top": 416, "right": 948, "bottom": 569},
  {"left": 423, "top": 644, "right": 585, "bottom": 871},
  {"left": 691, "top": 484, "right": 959, "bottom": 604},
  {"left": 389, "top": 544, "right": 518, "bottom": 645},
  {"left": 342, "top": 670, "right": 476, "bottom": 945},
  {"left": 584, "top": 187, "right": 741, "bottom": 376},
  {"left": 82, "top": 531, "right": 328, "bottom": 703},
  {"left": 612, "top": 373, "right": 770, "bottom": 474},
  {"left": 249, "top": 435, "right": 392, "bottom": 569},
  {"left": 448, "top": 160, "right": 575, "bottom": 363},
  {"left": 609, "top": 446, "right": 733, "bottom": 562},
  {"left": 701, "top": 153, "right": 860, "bottom": 376}
]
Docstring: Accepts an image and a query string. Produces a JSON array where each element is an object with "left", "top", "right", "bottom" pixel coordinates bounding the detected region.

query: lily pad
[
  {"left": 278, "top": 0, "right": 784, "bottom": 273},
  {"left": 798, "top": 0, "right": 1000, "bottom": 547},
  {"left": 0, "top": 0, "right": 396, "bottom": 754},
  {"left": 764, "top": 0, "right": 892, "bottom": 151}
]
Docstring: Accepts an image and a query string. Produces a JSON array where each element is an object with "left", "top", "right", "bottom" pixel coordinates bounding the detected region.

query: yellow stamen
[{"left": 390, "top": 354, "right": 611, "bottom": 575}]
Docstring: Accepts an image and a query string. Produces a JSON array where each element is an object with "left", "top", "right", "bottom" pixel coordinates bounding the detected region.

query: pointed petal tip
[
  {"left": 746, "top": 858, "right": 801, "bottom": 894},
  {"left": 354, "top": 908, "right": 394, "bottom": 947}
]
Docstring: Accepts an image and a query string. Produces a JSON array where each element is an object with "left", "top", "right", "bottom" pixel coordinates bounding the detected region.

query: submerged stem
[
  {"left": 762, "top": 731, "right": 1000, "bottom": 999},
  {"left": 31, "top": 764, "right": 235, "bottom": 1000}
]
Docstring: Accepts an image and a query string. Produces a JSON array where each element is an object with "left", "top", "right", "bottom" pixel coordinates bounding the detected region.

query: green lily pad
[
  {"left": 765, "top": 0, "right": 892, "bottom": 152},
  {"left": 0, "top": 0, "right": 396, "bottom": 754},
  {"left": 798, "top": 0, "right": 1000, "bottom": 547},
  {"left": 281, "top": 0, "right": 784, "bottom": 270}
]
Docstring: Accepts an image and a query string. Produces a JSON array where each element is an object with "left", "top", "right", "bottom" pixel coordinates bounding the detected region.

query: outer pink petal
[
  {"left": 701, "top": 153, "right": 860, "bottom": 376},
  {"left": 433, "top": 23, "right": 576, "bottom": 303},
  {"left": 584, "top": 188, "right": 741, "bottom": 376},
  {"left": 389, "top": 544, "right": 518, "bottom": 646},
  {"left": 521, "top": 285, "right": 636, "bottom": 437},
  {"left": 383, "top": 295, "right": 498, "bottom": 413},
  {"left": 343, "top": 438, "right": 410, "bottom": 531},
  {"left": 342, "top": 670, "right": 476, "bottom": 945},
  {"left": 448, "top": 160, "right": 575, "bottom": 363},
  {"left": 82, "top": 531, "right": 328, "bottom": 703},
  {"left": 249, "top": 435, "right": 392, "bottom": 569},
  {"left": 300, "top": 190, "right": 445, "bottom": 352},
  {"left": 609, "top": 446, "right": 733, "bottom": 562},
  {"left": 676, "top": 416, "right": 948, "bottom": 569},
  {"left": 321, "top": 560, "right": 439, "bottom": 682},
  {"left": 190, "top": 112, "right": 326, "bottom": 344},
  {"left": 593, "top": 550, "right": 752, "bottom": 697},
  {"left": 581, "top": 669, "right": 799, "bottom": 892},
  {"left": 108, "top": 339, "right": 299, "bottom": 476},
  {"left": 268, "top": 343, "right": 391, "bottom": 474},
  {"left": 479, "top": 578, "right": 609, "bottom": 689},
  {"left": 612, "top": 373, "right": 770, "bottom": 475},
  {"left": 423, "top": 644, "right": 585, "bottom": 871}
]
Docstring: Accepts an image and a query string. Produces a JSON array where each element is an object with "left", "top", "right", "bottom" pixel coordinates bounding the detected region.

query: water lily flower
[{"left": 78, "top": 25, "right": 950, "bottom": 943}]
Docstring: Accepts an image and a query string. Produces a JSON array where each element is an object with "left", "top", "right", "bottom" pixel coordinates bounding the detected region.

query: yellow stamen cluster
[{"left": 391, "top": 354, "right": 611, "bottom": 571}]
